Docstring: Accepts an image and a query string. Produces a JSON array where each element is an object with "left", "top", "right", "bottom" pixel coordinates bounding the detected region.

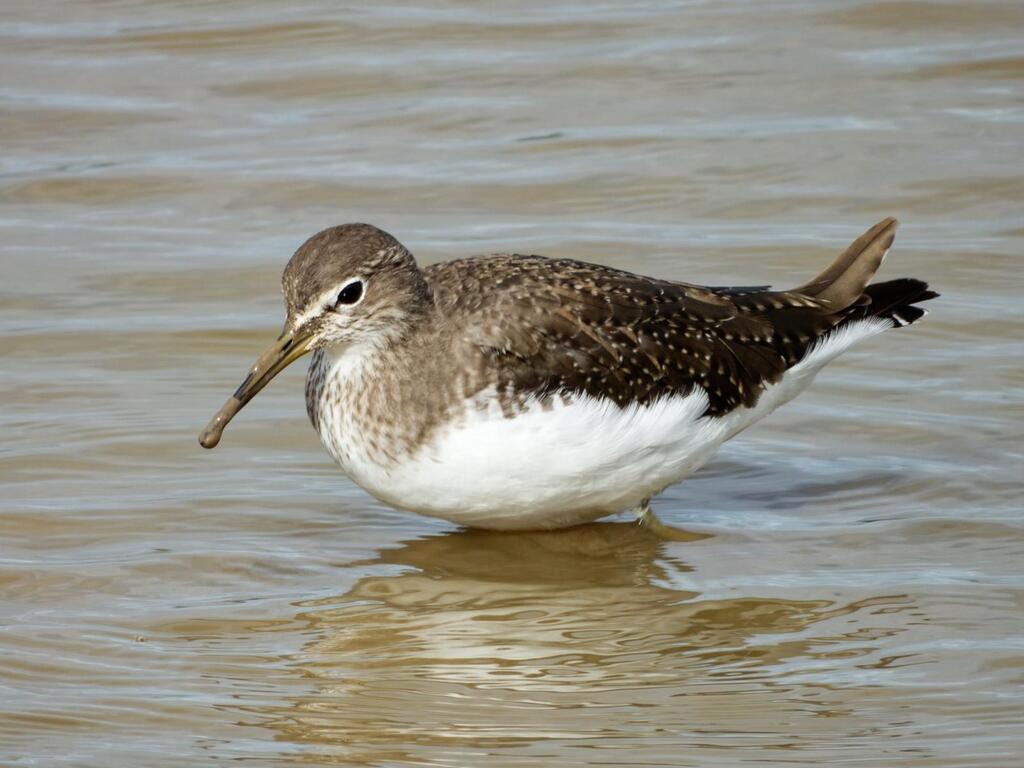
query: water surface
[{"left": 1, "top": 1, "right": 1022, "bottom": 765}]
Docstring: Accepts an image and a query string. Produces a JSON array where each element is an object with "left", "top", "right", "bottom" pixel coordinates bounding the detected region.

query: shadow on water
[{"left": 250, "top": 524, "right": 914, "bottom": 764}]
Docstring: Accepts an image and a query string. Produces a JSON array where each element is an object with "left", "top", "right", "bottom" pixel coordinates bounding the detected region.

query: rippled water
[{"left": 2, "top": 1, "right": 1022, "bottom": 765}]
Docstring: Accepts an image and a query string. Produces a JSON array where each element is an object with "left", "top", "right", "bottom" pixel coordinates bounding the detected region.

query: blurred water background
[{"left": 1, "top": 1, "right": 1022, "bottom": 765}]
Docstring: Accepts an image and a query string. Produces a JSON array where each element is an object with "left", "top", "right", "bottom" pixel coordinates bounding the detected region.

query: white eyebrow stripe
[
  {"left": 291, "top": 277, "right": 366, "bottom": 329},
  {"left": 292, "top": 287, "right": 339, "bottom": 329}
]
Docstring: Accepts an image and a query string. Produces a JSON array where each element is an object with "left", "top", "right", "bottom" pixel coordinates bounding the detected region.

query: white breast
[{"left": 311, "top": 318, "right": 891, "bottom": 530}]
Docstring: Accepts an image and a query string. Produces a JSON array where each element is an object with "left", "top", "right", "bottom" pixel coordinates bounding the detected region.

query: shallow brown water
[{"left": 2, "top": 1, "right": 1023, "bottom": 766}]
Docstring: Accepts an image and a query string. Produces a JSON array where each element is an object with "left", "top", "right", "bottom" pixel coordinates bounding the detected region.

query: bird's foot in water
[{"left": 634, "top": 499, "right": 709, "bottom": 542}]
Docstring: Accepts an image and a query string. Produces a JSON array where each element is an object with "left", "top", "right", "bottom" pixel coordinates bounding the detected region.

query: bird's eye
[{"left": 335, "top": 280, "right": 363, "bottom": 307}]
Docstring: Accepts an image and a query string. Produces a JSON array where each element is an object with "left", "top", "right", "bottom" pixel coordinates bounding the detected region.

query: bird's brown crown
[{"left": 283, "top": 224, "right": 412, "bottom": 313}]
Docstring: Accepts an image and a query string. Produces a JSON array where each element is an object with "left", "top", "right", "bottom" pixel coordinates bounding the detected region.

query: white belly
[
  {"left": 351, "top": 389, "right": 715, "bottom": 529},
  {"left": 314, "top": 319, "right": 890, "bottom": 530}
]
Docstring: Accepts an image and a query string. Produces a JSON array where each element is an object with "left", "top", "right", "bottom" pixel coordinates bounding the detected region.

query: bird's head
[{"left": 199, "top": 223, "right": 429, "bottom": 449}]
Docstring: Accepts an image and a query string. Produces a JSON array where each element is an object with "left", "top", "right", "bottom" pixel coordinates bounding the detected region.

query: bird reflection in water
[{"left": 258, "top": 523, "right": 913, "bottom": 763}]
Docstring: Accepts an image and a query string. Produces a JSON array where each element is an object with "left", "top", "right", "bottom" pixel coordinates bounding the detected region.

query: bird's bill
[{"left": 198, "top": 327, "right": 313, "bottom": 449}]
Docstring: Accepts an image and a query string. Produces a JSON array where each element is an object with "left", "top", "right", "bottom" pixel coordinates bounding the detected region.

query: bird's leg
[{"left": 634, "top": 498, "right": 708, "bottom": 542}]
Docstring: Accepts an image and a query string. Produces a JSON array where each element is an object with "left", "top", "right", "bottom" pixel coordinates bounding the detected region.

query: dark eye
[{"left": 335, "top": 280, "right": 363, "bottom": 307}]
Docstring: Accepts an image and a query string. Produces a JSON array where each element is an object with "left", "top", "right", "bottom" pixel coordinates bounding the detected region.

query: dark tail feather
[
  {"left": 861, "top": 278, "right": 939, "bottom": 328},
  {"left": 797, "top": 217, "right": 899, "bottom": 309}
]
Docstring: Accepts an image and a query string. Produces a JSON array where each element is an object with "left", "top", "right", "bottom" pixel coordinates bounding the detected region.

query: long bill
[{"left": 198, "top": 327, "right": 314, "bottom": 449}]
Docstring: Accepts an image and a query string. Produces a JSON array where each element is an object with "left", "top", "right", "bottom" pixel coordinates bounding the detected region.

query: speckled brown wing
[
  {"left": 425, "top": 254, "right": 837, "bottom": 417},
  {"left": 423, "top": 219, "right": 935, "bottom": 418}
]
